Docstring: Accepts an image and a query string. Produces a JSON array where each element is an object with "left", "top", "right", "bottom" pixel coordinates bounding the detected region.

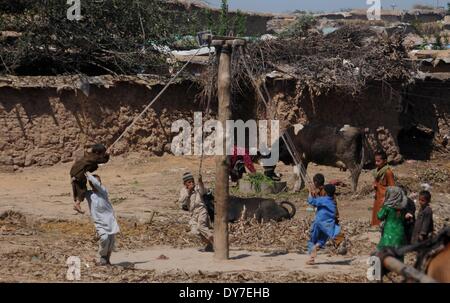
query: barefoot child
[
  {"left": 70, "top": 144, "right": 110, "bottom": 214},
  {"left": 306, "top": 184, "right": 341, "bottom": 264},
  {"left": 411, "top": 190, "right": 434, "bottom": 244},
  {"left": 371, "top": 150, "right": 395, "bottom": 226},
  {"left": 85, "top": 173, "right": 120, "bottom": 266},
  {"left": 312, "top": 174, "right": 346, "bottom": 253},
  {"left": 178, "top": 172, "right": 214, "bottom": 252}
]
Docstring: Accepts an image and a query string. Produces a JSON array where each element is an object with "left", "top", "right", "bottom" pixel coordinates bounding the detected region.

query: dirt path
[
  {"left": 0, "top": 155, "right": 449, "bottom": 282},
  {"left": 112, "top": 247, "right": 368, "bottom": 275},
  {"left": 0, "top": 153, "right": 377, "bottom": 220}
]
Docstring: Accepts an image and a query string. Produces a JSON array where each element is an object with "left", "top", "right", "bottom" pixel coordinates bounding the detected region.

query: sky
[{"left": 204, "top": 0, "right": 445, "bottom": 13}]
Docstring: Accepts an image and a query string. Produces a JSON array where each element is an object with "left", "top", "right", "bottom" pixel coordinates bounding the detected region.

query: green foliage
[
  {"left": 218, "top": 0, "right": 229, "bottom": 35},
  {"left": 216, "top": 1, "right": 247, "bottom": 36},
  {"left": 0, "top": 0, "right": 216, "bottom": 75},
  {"left": 244, "top": 173, "right": 274, "bottom": 193},
  {"left": 433, "top": 33, "right": 443, "bottom": 50},
  {"left": 233, "top": 9, "right": 247, "bottom": 36}
]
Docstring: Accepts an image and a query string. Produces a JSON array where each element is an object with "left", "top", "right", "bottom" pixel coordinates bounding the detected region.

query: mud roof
[
  {"left": 415, "top": 71, "right": 450, "bottom": 81},
  {"left": 0, "top": 74, "right": 188, "bottom": 90},
  {"left": 229, "top": 26, "right": 413, "bottom": 97}
]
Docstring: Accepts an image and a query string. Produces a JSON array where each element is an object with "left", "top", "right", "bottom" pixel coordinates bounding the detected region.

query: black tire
[{"left": 280, "top": 201, "right": 296, "bottom": 219}]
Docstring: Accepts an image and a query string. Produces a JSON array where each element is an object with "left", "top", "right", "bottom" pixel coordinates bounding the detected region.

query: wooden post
[{"left": 214, "top": 43, "right": 232, "bottom": 260}]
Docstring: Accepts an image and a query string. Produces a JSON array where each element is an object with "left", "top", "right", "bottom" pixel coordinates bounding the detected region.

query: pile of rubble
[
  {"left": 419, "top": 167, "right": 450, "bottom": 185},
  {"left": 3, "top": 207, "right": 449, "bottom": 282}
]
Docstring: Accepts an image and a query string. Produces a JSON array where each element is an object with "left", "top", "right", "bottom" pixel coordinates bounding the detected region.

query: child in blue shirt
[{"left": 306, "top": 184, "right": 341, "bottom": 265}]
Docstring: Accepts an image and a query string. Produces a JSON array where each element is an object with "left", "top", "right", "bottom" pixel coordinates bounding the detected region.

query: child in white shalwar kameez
[{"left": 85, "top": 173, "right": 120, "bottom": 266}]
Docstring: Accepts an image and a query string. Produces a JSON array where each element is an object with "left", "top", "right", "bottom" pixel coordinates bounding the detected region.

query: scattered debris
[
  {"left": 419, "top": 167, "right": 450, "bottom": 185},
  {"left": 157, "top": 255, "right": 169, "bottom": 260}
]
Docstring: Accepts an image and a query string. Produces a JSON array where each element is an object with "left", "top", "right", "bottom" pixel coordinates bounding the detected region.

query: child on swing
[{"left": 70, "top": 143, "right": 110, "bottom": 214}]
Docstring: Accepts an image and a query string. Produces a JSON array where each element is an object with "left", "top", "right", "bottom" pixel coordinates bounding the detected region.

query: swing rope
[{"left": 107, "top": 47, "right": 206, "bottom": 153}]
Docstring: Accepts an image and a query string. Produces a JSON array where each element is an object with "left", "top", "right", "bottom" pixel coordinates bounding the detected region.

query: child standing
[
  {"left": 306, "top": 184, "right": 341, "bottom": 265},
  {"left": 411, "top": 190, "right": 434, "bottom": 244},
  {"left": 85, "top": 173, "right": 120, "bottom": 266},
  {"left": 377, "top": 186, "right": 407, "bottom": 251},
  {"left": 178, "top": 172, "right": 214, "bottom": 252},
  {"left": 372, "top": 150, "right": 396, "bottom": 226}
]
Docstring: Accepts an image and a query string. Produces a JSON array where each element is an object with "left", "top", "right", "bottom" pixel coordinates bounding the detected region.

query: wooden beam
[
  {"left": 201, "top": 33, "right": 247, "bottom": 43},
  {"left": 383, "top": 256, "right": 437, "bottom": 283},
  {"left": 211, "top": 39, "right": 246, "bottom": 48}
]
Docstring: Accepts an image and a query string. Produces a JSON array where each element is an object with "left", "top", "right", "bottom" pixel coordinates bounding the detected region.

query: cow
[
  {"left": 264, "top": 123, "right": 371, "bottom": 192},
  {"left": 203, "top": 193, "right": 296, "bottom": 223}
]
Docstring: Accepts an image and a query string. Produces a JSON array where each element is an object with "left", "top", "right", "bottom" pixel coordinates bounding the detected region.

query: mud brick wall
[
  {"left": 1, "top": 77, "right": 448, "bottom": 171},
  {"left": 263, "top": 79, "right": 450, "bottom": 164},
  {"left": 0, "top": 81, "right": 207, "bottom": 171}
]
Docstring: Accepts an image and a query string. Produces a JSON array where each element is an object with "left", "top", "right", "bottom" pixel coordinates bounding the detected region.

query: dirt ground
[{"left": 0, "top": 154, "right": 449, "bottom": 282}]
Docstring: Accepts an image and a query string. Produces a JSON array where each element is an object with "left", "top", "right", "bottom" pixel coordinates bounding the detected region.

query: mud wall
[
  {"left": 1, "top": 77, "right": 448, "bottom": 171},
  {"left": 263, "top": 79, "right": 450, "bottom": 163},
  {"left": 400, "top": 79, "right": 450, "bottom": 159},
  {"left": 0, "top": 81, "right": 207, "bottom": 171}
]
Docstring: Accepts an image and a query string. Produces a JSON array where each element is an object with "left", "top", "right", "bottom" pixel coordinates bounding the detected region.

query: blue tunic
[{"left": 307, "top": 195, "right": 341, "bottom": 253}]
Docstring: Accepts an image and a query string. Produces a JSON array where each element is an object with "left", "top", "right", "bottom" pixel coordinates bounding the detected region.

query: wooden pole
[{"left": 214, "top": 43, "right": 232, "bottom": 260}]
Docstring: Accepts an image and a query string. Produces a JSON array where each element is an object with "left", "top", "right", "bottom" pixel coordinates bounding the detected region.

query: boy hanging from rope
[
  {"left": 178, "top": 172, "right": 214, "bottom": 252},
  {"left": 70, "top": 144, "right": 110, "bottom": 214}
]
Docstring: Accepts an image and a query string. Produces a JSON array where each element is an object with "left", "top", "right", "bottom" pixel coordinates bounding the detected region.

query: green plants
[
  {"left": 434, "top": 33, "right": 444, "bottom": 49},
  {"left": 218, "top": 0, "right": 229, "bottom": 35},
  {"left": 244, "top": 173, "right": 275, "bottom": 193},
  {"left": 233, "top": 9, "right": 247, "bottom": 36}
]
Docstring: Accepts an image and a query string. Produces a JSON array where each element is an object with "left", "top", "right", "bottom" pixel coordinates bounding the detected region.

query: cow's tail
[
  {"left": 280, "top": 201, "right": 296, "bottom": 219},
  {"left": 359, "top": 130, "right": 370, "bottom": 170}
]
